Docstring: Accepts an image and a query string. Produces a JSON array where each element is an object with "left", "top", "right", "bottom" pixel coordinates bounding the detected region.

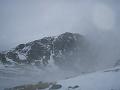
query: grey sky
[{"left": 0, "top": 0, "right": 120, "bottom": 51}]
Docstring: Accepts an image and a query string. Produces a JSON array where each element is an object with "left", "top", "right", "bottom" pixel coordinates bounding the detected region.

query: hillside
[{"left": 6, "top": 66, "right": 120, "bottom": 90}]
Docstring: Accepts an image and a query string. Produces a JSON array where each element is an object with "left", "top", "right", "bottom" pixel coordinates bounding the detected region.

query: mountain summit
[{"left": 0, "top": 32, "right": 88, "bottom": 69}]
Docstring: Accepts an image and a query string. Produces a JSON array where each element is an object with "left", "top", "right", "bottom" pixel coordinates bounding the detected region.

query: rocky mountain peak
[{"left": 0, "top": 32, "right": 88, "bottom": 68}]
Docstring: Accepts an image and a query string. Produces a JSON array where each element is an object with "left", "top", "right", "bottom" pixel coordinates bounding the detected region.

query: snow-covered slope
[
  {"left": 6, "top": 66, "right": 120, "bottom": 90},
  {"left": 55, "top": 66, "right": 120, "bottom": 90}
]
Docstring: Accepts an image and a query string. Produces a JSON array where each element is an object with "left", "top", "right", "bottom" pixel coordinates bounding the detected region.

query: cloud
[{"left": 0, "top": 0, "right": 119, "bottom": 51}]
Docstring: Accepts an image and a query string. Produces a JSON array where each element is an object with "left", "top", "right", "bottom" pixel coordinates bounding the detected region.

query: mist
[
  {"left": 0, "top": 0, "right": 120, "bottom": 89},
  {"left": 0, "top": 0, "right": 120, "bottom": 74},
  {"left": 0, "top": 0, "right": 119, "bottom": 51}
]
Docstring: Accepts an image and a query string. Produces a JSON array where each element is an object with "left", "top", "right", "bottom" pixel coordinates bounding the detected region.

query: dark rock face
[
  {"left": 54, "top": 32, "right": 81, "bottom": 51},
  {"left": 0, "top": 32, "right": 88, "bottom": 68},
  {"left": 6, "top": 52, "right": 19, "bottom": 62},
  {"left": 0, "top": 53, "right": 7, "bottom": 64},
  {"left": 52, "top": 32, "right": 86, "bottom": 68},
  {"left": 68, "top": 85, "right": 79, "bottom": 89},
  {"left": 49, "top": 84, "right": 62, "bottom": 90},
  {"left": 15, "top": 44, "right": 25, "bottom": 51},
  {"left": 27, "top": 42, "right": 51, "bottom": 65}
]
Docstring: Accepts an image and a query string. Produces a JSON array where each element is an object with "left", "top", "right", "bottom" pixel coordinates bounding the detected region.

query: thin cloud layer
[{"left": 0, "top": 0, "right": 120, "bottom": 51}]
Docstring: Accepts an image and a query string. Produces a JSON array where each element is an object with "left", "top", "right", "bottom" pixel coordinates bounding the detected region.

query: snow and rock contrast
[
  {"left": 1, "top": 32, "right": 120, "bottom": 90},
  {"left": 0, "top": 32, "right": 89, "bottom": 70},
  {"left": 6, "top": 66, "right": 120, "bottom": 90}
]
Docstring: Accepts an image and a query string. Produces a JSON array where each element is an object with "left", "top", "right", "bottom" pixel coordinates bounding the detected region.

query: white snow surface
[
  {"left": 17, "top": 53, "right": 26, "bottom": 60},
  {"left": 0, "top": 60, "right": 120, "bottom": 90},
  {"left": 55, "top": 66, "right": 120, "bottom": 90}
]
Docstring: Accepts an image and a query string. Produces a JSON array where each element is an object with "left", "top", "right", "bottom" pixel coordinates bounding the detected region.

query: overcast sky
[{"left": 0, "top": 0, "right": 120, "bottom": 51}]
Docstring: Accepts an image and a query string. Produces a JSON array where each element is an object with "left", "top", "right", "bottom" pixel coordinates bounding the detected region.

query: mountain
[
  {"left": 0, "top": 32, "right": 89, "bottom": 69},
  {"left": 1, "top": 32, "right": 120, "bottom": 90}
]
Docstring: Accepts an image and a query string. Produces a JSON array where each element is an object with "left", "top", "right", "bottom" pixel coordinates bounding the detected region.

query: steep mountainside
[{"left": 0, "top": 32, "right": 89, "bottom": 69}]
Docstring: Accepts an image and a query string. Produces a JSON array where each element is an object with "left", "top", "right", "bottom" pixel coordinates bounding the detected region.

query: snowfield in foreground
[
  {"left": 4, "top": 66, "right": 120, "bottom": 90},
  {"left": 56, "top": 66, "right": 120, "bottom": 90}
]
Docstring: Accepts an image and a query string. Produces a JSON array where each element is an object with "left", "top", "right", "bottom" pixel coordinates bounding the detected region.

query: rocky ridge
[{"left": 0, "top": 32, "right": 88, "bottom": 69}]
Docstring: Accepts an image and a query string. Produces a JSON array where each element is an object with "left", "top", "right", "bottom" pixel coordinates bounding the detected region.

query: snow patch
[{"left": 18, "top": 54, "right": 26, "bottom": 60}]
